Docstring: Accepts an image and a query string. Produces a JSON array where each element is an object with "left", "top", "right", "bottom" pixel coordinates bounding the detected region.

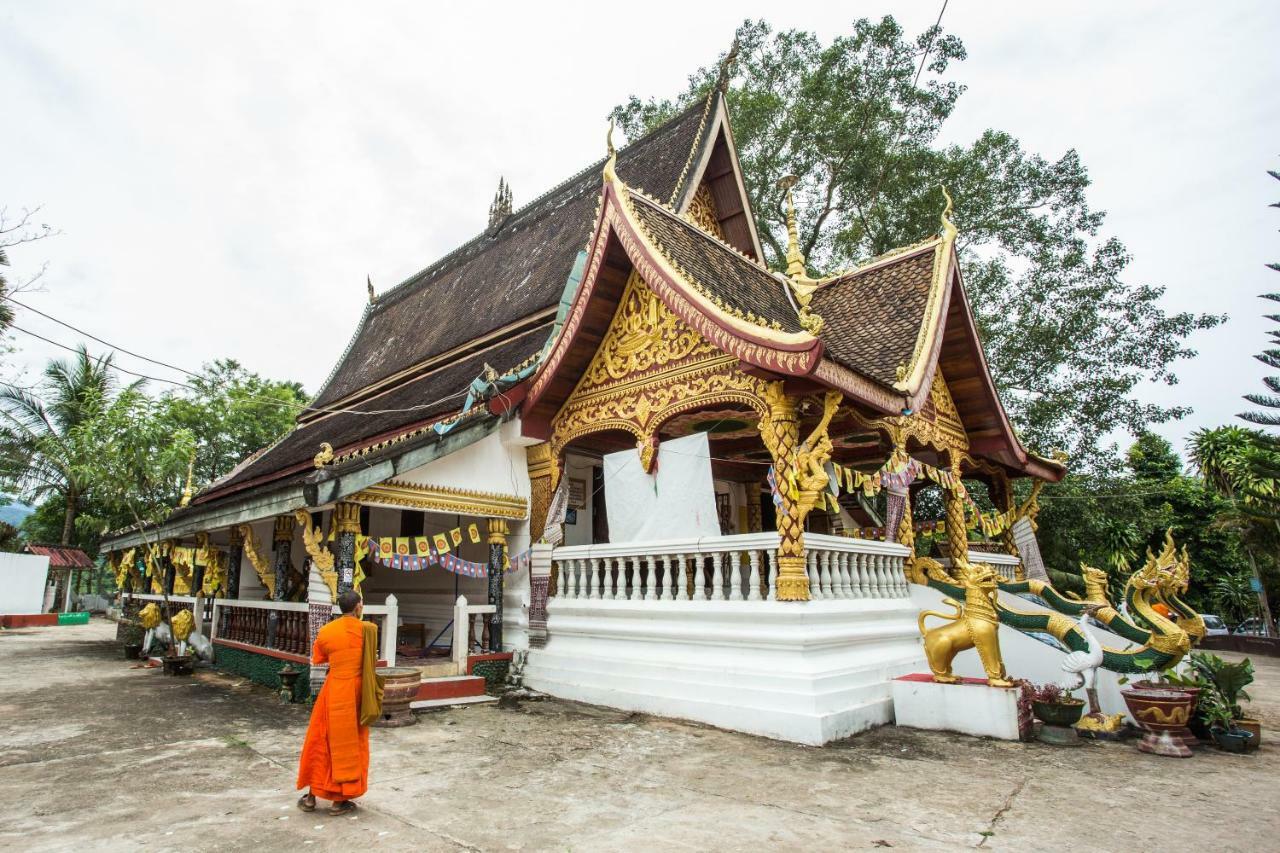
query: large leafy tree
[
  {"left": 0, "top": 346, "right": 128, "bottom": 544},
  {"left": 158, "top": 359, "right": 307, "bottom": 488},
  {"left": 612, "top": 18, "right": 1223, "bottom": 463},
  {"left": 1188, "top": 426, "right": 1277, "bottom": 635}
]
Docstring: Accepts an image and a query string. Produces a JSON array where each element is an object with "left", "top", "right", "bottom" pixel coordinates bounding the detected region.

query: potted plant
[
  {"left": 1189, "top": 653, "right": 1258, "bottom": 750},
  {"left": 1029, "top": 682, "right": 1086, "bottom": 727},
  {"left": 1201, "top": 691, "right": 1254, "bottom": 753}
]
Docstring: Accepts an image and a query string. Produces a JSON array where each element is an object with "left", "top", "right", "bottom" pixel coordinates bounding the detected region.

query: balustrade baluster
[
  {"left": 621, "top": 557, "right": 635, "bottom": 601},
  {"left": 806, "top": 551, "right": 822, "bottom": 600},
  {"left": 855, "top": 553, "right": 871, "bottom": 597},
  {"left": 834, "top": 553, "right": 850, "bottom": 598},
  {"left": 676, "top": 555, "right": 690, "bottom": 601},
  {"left": 727, "top": 551, "right": 743, "bottom": 601},
  {"left": 747, "top": 550, "right": 762, "bottom": 601},
  {"left": 766, "top": 551, "right": 778, "bottom": 600},
  {"left": 587, "top": 558, "right": 599, "bottom": 600},
  {"left": 644, "top": 556, "right": 657, "bottom": 601},
  {"left": 889, "top": 555, "right": 906, "bottom": 596},
  {"left": 875, "top": 554, "right": 890, "bottom": 598},
  {"left": 708, "top": 552, "right": 723, "bottom": 601},
  {"left": 600, "top": 558, "right": 613, "bottom": 600},
  {"left": 815, "top": 551, "right": 831, "bottom": 599}
]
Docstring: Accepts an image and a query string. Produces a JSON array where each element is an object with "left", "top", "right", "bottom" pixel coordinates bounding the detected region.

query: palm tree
[
  {"left": 1189, "top": 426, "right": 1277, "bottom": 636},
  {"left": 0, "top": 346, "right": 137, "bottom": 544}
]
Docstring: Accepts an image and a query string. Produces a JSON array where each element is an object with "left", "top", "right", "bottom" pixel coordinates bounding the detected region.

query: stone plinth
[{"left": 892, "top": 673, "right": 1026, "bottom": 740}]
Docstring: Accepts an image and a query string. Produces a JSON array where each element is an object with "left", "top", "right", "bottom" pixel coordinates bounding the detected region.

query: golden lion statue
[{"left": 918, "top": 562, "right": 1012, "bottom": 687}]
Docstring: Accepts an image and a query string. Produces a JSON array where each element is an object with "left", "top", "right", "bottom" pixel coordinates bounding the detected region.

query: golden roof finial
[
  {"left": 603, "top": 118, "right": 618, "bottom": 184},
  {"left": 776, "top": 174, "right": 823, "bottom": 335},
  {"left": 939, "top": 185, "right": 957, "bottom": 244},
  {"left": 178, "top": 451, "right": 195, "bottom": 508}
]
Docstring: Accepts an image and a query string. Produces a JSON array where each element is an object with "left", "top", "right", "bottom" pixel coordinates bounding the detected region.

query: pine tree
[{"left": 1240, "top": 168, "right": 1280, "bottom": 426}]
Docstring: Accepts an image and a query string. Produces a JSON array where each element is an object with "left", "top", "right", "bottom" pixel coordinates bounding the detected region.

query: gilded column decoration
[
  {"left": 333, "top": 501, "right": 362, "bottom": 595},
  {"left": 897, "top": 493, "right": 922, "bottom": 584},
  {"left": 487, "top": 519, "right": 509, "bottom": 651},
  {"left": 267, "top": 515, "right": 295, "bottom": 649},
  {"left": 527, "top": 442, "right": 555, "bottom": 538},
  {"left": 758, "top": 385, "right": 841, "bottom": 601},
  {"left": 225, "top": 525, "right": 243, "bottom": 600},
  {"left": 942, "top": 458, "right": 969, "bottom": 571},
  {"left": 295, "top": 509, "right": 339, "bottom": 601},
  {"left": 684, "top": 184, "right": 725, "bottom": 239}
]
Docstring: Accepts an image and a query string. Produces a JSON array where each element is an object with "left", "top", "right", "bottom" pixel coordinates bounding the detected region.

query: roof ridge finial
[
  {"left": 715, "top": 35, "right": 741, "bottom": 93},
  {"left": 603, "top": 118, "right": 618, "bottom": 184},
  {"left": 178, "top": 450, "right": 195, "bottom": 508},
  {"left": 776, "top": 174, "right": 823, "bottom": 336},
  {"left": 367, "top": 274, "right": 376, "bottom": 304},
  {"left": 939, "top": 184, "right": 957, "bottom": 243},
  {"left": 489, "top": 176, "right": 513, "bottom": 228}
]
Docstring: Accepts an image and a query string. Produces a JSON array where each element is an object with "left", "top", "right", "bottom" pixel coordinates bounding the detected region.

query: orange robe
[{"left": 296, "top": 615, "right": 370, "bottom": 801}]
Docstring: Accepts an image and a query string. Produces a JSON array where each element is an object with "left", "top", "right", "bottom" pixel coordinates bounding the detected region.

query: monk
[{"left": 296, "top": 590, "right": 379, "bottom": 815}]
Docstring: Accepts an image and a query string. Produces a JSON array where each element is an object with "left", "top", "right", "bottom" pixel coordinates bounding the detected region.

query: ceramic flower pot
[
  {"left": 1121, "top": 688, "right": 1195, "bottom": 758},
  {"left": 1236, "top": 718, "right": 1262, "bottom": 752},
  {"left": 1032, "top": 699, "right": 1085, "bottom": 727},
  {"left": 1211, "top": 727, "right": 1254, "bottom": 754}
]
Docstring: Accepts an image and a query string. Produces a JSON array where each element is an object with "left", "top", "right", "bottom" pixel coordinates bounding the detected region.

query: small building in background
[{"left": 24, "top": 544, "right": 94, "bottom": 613}]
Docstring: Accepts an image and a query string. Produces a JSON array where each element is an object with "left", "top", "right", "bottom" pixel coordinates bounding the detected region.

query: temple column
[
  {"left": 333, "top": 502, "right": 361, "bottom": 596},
  {"left": 163, "top": 544, "right": 176, "bottom": 596},
  {"left": 942, "top": 460, "right": 970, "bottom": 572},
  {"left": 760, "top": 388, "right": 808, "bottom": 601},
  {"left": 267, "top": 515, "right": 294, "bottom": 648},
  {"left": 487, "top": 518, "right": 509, "bottom": 651},
  {"left": 225, "top": 526, "right": 244, "bottom": 600}
]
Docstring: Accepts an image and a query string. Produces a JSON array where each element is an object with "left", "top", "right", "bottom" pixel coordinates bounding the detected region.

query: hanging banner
[{"left": 366, "top": 538, "right": 531, "bottom": 577}]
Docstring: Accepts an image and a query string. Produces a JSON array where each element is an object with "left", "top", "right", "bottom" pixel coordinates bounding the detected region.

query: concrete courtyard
[{"left": 0, "top": 619, "right": 1277, "bottom": 852}]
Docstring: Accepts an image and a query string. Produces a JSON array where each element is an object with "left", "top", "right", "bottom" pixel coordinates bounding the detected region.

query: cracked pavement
[{"left": 1, "top": 620, "right": 1277, "bottom": 851}]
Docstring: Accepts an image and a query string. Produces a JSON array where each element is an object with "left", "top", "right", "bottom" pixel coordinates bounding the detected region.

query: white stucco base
[
  {"left": 892, "top": 675, "right": 1023, "bottom": 740},
  {"left": 523, "top": 598, "right": 926, "bottom": 745}
]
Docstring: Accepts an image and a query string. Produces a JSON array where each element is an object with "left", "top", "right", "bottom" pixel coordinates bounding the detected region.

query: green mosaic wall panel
[{"left": 215, "top": 645, "right": 310, "bottom": 702}]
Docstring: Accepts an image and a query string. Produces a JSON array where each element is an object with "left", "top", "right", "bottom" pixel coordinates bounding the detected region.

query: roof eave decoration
[
  {"left": 893, "top": 186, "right": 958, "bottom": 401},
  {"left": 524, "top": 140, "right": 823, "bottom": 416}
]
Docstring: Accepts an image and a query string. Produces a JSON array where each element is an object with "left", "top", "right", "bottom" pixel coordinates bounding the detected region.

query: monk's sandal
[
  {"left": 328, "top": 801, "right": 357, "bottom": 816},
  {"left": 297, "top": 794, "right": 316, "bottom": 812}
]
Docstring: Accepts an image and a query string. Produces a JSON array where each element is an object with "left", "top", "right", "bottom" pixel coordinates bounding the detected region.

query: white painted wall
[
  {"left": 0, "top": 552, "right": 51, "bottom": 614},
  {"left": 561, "top": 452, "right": 596, "bottom": 547}
]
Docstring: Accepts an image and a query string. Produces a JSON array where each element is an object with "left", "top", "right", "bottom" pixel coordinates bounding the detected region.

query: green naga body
[{"left": 917, "top": 531, "right": 1196, "bottom": 675}]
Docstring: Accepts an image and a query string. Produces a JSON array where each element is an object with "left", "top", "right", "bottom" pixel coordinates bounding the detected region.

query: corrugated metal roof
[{"left": 25, "top": 544, "right": 94, "bottom": 568}]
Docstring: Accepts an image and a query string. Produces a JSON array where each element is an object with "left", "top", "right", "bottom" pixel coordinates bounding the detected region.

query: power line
[{"left": 5, "top": 313, "right": 469, "bottom": 418}]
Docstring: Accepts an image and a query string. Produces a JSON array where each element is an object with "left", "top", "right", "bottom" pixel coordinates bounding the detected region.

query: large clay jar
[
  {"left": 1122, "top": 688, "right": 1195, "bottom": 758},
  {"left": 374, "top": 666, "right": 422, "bottom": 728}
]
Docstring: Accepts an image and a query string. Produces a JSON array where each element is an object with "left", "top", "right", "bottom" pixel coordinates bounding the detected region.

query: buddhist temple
[{"left": 104, "top": 87, "right": 1147, "bottom": 744}]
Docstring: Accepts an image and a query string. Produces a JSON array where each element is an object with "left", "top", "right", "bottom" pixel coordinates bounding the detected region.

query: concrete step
[
  {"left": 414, "top": 674, "right": 486, "bottom": 702},
  {"left": 409, "top": 694, "right": 498, "bottom": 710}
]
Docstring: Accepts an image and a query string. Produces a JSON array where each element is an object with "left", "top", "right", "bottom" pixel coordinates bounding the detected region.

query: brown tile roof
[
  {"left": 197, "top": 325, "right": 551, "bottom": 502},
  {"left": 626, "top": 191, "right": 803, "bottom": 333},
  {"left": 311, "top": 101, "right": 714, "bottom": 409},
  {"left": 25, "top": 544, "right": 94, "bottom": 568},
  {"left": 812, "top": 244, "right": 940, "bottom": 388}
]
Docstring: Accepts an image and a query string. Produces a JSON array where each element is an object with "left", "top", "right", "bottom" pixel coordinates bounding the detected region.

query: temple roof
[
  {"left": 813, "top": 240, "right": 944, "bottom": 394},
  {"left": 308, "top": 100, "right": 717, "bottom": 414},
  {"left": 627, "top": 192, "right": 803, "bottom": 334}
]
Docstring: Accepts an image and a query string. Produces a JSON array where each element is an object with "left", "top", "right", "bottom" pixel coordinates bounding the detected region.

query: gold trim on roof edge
[{"left": 349, "top": 479, "right": 528, "bottom": 520}]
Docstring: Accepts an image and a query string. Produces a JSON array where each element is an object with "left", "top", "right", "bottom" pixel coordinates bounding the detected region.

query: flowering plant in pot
[{"left": 1029, "top": 682, "right": 1085, "bottom": 727}]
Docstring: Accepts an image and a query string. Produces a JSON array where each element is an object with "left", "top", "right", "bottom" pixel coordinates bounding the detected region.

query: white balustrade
[{"left": 550, "top": 533, "right": 910, "bottom": 604}]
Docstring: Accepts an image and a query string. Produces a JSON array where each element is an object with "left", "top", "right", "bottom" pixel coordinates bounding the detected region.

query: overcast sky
[{"left": 3, "top": 2, "right": 1278, "bottom": 460}]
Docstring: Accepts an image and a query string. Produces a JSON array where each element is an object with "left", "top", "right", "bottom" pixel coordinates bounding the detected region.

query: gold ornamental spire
[
  {"left": 776, "top": 175, "right": 823, "bottom": 335},
  {"left": 940, "top": 185, "right": 957, "bottom": 244},
  {"left": 178, "top": 451, "right": 195, "bottom": 508},
  {"left": 603, "top": 118, "right": 618, "bottom": 184}
]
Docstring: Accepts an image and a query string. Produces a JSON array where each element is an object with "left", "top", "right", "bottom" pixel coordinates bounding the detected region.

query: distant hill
[{"left": 0, "top": 500, "right": 35, "bottom": 528}]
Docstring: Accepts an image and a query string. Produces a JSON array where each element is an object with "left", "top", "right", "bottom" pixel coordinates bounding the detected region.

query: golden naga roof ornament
[
  {"left": 603, "top": 118, "right": 618, "bottom": 185},
  {"left": 177, "top": 451, "right": 195, "bottom": 508},
  {"left": 777, "top": 175, "right": 824, "bottom": 335},
  {"left": 367, "top": 274, "right": 376, "bottom": 304},
  {"left": 313, "top": 442, "right": 335, "bottom": 469},
  {"left": 939, "top": 184, "right": 958, "bottom": 245}
]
